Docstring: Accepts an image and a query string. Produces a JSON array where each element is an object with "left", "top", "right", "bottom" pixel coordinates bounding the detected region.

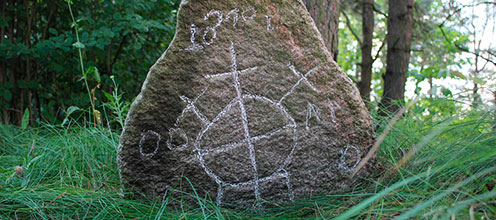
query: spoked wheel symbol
[
  {"left": 195, "top": 42, "right": 298, "bottom": 206},
  {"left": 139, "top": 41, "right": 322, "bottom": 206}
]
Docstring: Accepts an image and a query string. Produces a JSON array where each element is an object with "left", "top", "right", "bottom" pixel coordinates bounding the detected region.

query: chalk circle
[
  {"left": 202, "top": 27, "right": 217, "bottom": 45},
  {"left": 139, "top": 130, "right": 162, "bottom": 157},
  {"left": 338, "top": 144, "right": 361, "bottom": 172},
  {"left": 167, "top": 127, "right": 189, "bottom": 150},
  {"left": 242, "top": 6, "right": 256, "bottom": 21}
]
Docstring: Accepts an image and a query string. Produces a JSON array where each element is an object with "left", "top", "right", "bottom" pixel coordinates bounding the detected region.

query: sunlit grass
[{"left": 1, "top": 103, "right": 495, "bottom": 219}]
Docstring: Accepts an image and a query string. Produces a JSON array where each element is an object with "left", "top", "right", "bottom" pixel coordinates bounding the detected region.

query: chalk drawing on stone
[
  {"left": 186, "top": 7, "right": 270, "bottom": 51},
  {"left": 166, "top": 87, "right": 209, "bottom": 150},
  {"left": 199, "top": 42, "right": 297, "bottom": 206},
  {"left": 170, "top": 42, "right": 322, "bottom": 206},
  {"left": 186, "top": 24, "right": 204, "bottom": 51},
  {"left": 327, "top": 99, "right": 338, "bottom": 124},
  {"left": 202, "top": 10, "right": 223, "bottom": 46},
  {"left": 226, "top": 8, "right": 240, "bottom": 27},
  {"left": 242, "top": 6, "right": 256, "bottom": 21},
  {"left": 264, "top": 15, "right": 274, "bottom": 32},
  {"left": 139, "top": 130, "right": 162, "bottom": 157},
  {"left": 119, "top": 0, "right": 378, "bottom": 209},
  {"left": 180, "top": 94, "right": 210, "bottom": 126},
  {"left": 338, "top": 144, "right": 361, "bottom": 172},
  {"left": 279, "top": 63, "right": 321, "bottom": 105},
  {"left": 167, "top": 128, "right": 188, "bottom": 150},
  {"left": 305, "top": 103, "right": 322, "bottom": 131}
]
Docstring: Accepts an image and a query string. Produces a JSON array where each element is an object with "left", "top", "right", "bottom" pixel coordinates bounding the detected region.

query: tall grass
[{"left": 1, "top": 103, "right": 495, "bottom": 219}]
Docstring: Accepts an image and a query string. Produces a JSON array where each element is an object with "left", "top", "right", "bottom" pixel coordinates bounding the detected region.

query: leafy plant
[
  {"left": 66, "top": 0, "right": 101, "bottom": 126},
  {"left": 104, "top": 75, "right": 131, "bottom": 130},
  {"left": 20, "top": 109, "right": 30, "bottom": 130}
]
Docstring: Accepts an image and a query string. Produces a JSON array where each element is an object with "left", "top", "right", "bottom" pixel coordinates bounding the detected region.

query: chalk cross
[
  {"left": 288, "top": 63, "right": 320, "bottom": 93},
  {"left": 203, "top": 42, "right": 262, "bottom": 203},
  {"left": 279, "top": 64, "right": 321, "bottom": 104},
  {"left": 180, "top": 91, "right": 210, "bottom": 126}
]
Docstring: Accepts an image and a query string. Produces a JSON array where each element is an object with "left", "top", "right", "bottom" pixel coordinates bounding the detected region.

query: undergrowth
[{"left": 0, "top": 103, "right": 495, "bottom": 219}]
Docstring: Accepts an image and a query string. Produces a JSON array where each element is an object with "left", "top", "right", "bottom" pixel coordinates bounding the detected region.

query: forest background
[{"left": 0, "top": 0, "right": 495, "bottom": 126}]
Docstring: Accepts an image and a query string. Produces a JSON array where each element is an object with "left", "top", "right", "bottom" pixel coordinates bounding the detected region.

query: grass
[{"left": 1, "top": 101, "right": 495, "bottom": 219}]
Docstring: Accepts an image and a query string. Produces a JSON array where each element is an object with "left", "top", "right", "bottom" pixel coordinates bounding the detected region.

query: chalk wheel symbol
[
  {"left": 191, "top": 42, "right": 297, "bottom": 204},
  {"left": 195, "top": 94, "right": 297, "bottom": 185}
]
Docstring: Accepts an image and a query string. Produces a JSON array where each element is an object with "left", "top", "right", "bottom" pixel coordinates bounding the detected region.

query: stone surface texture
[{"left": 118, "top": 0, "right": 376, "bottom": 208}]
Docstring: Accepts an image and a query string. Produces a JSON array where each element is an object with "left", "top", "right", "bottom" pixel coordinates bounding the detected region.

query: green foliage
[
  {"left": 103, "top": 76, "right": 131, "bottom": 130},
  {"left": 20, "top": 109, "right": 30, "bottom": 130},
  {"left": 0, "top": 0, "right": 179, "bottom": 125},
  {"left": 409, "top": 0, "right": 470, "bottom": 97},
  {"left": 338, "top": 0, "right": 477, "bottom": 106},
  {"left": 62, "top": 106, "right": 80, "bottom": 126}
]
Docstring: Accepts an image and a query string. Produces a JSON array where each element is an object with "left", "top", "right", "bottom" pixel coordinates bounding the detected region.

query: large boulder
[{"left": 118, "top": 0, "right": 375, "bottom": 208}]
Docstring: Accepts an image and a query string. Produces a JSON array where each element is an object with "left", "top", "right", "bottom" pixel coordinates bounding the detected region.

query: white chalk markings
[
  {"left": 199, "top": 123, "right": 294, "bottom": 156},
  {"left": 167, "top": 128, "right": 188, "bottom": 150},
  {"left": 279, "top": 63, "right": 321, "bottom": 104},
  {"left": 196, "top": 43, "right": 297, "bottom": 205},
  {"left": 151, "top": 32, "right": 355, "bottom": 204},
  {"left": 138, "top": 40, "right": 359, "bottom": 204},
  {"left": 288, "top": 63, "right": 321, "bottom": 93},
  {"left": 180, "top": 93, "right": 210, "bottom": 126},
  {"left": 185, "top": 24, "right": 204, "bottom": 51},
  {"left": 225, "top": 8, "right": 240, "bottom": 27},
  {"left": 230, "top": 41, "right": 262, "bottom": 201},
  {"left": 241, "top": 6, "right": 256, "bottom": 21},
  {"left": 305, "top": 103, "right": 322, "bottom": 131},
  {"left": 139, "top": 130, "right": 162, "bottom": 157},
  {"left": 166, "top": 87, "right": 209, "bottom": 150},
  {"left": 186, "top": 7, "right": 276, "bottom": 51},
  {"left": 169, "top": 42, "right": 334, "bottom": 205},
  {"left": 264, "top": 15, "right": 274, "bottom": 32},
  {"left": 135, "top": 3, "right": 368, "bottom": 205},
  {"left": 327, "top": 99, "right": 338, "bottom": 124},
  {"left": 338, "top": 144, "right": 361, "bottom": 172},
  {"left": 204, "top": 66, "right": 258, "bottom": 79},
  {"left": 202, "top": 10, "right": 223, "bottom": 46}
]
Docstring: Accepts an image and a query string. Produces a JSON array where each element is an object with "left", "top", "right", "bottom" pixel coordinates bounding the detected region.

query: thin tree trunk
[
  {"left": 106, "top": 38, "right": 115, "bottom": 76},
  {"left": 380, "top": 0, "right": 414, "bottom": 115},
  {"left": 358, "top": 0, "right": 375, "bottom": 104},
  {"left": 472, "top": 36, "right": 482, "bottom": 107},
  {"left": 25, "top": 0, "right": 38, "bottom": 125},
  {"left": 304, "top": 0, "right": 340, "bottom": 61},
  {"left": 428, "top": 76, "right": 433, "bottom": 98},
  {"left": 0, "top": 1, "right": 7, "bottom": 123},
  {"left": 473, "top": 83, "right": 481, "bottom": 106},
  {"left": 15, "top": 0, "right": 24, "bottom": 124},
  {"left": 42, "top": 1, "right": 56, "bottom": 41}
]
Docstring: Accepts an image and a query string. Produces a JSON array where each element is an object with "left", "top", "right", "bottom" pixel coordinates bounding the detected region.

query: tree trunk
[
  {"left": 380, "top": 0, "right": 414, "bottom": 114},
  {"left": 358, "top": 0, "right": 374, "bottom": 104},
  {"left": 473, "top": 83, "right": 481, "bottom": 107},
  {"left": 0, "top": 1, "right": 7, "bottom": 123},
  {"left": 304, "top": 0, "right": 340, "bottom": 61},
  {"left": 472, "top": 46, "right": 482, "bottom": 107}
]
